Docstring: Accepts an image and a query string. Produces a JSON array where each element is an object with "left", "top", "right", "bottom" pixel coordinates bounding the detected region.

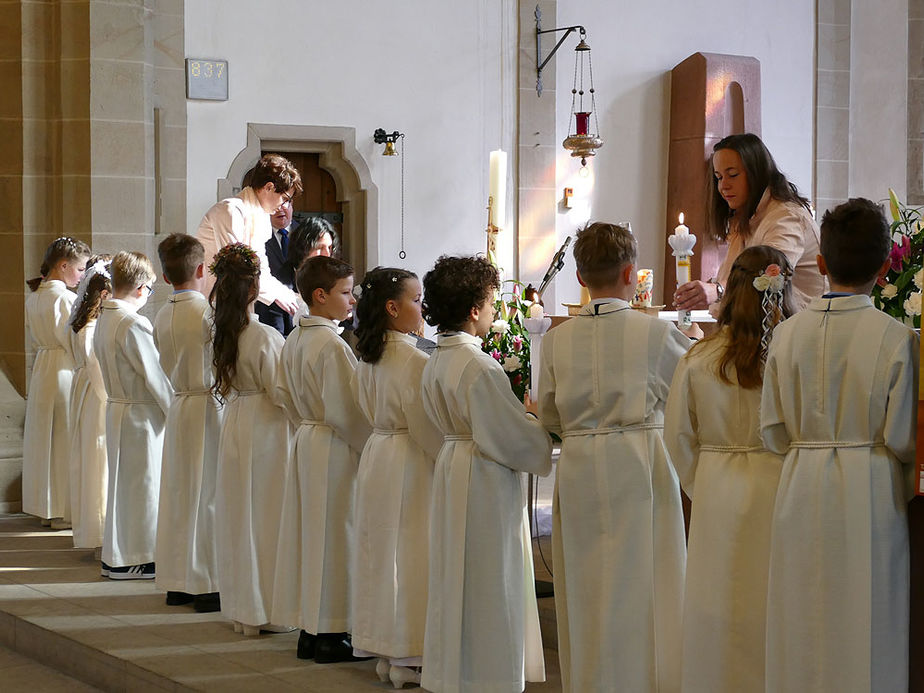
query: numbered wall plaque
[{"left": 185, "top": 58, "right": 229, "bottom": 101}]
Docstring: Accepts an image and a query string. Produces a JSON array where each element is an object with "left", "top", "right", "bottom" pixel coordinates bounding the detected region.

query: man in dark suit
[{"left": 255, "top": 198, "right": 296, "bottom": 335}]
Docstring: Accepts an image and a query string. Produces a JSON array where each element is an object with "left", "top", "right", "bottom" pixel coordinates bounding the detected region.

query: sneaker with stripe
[{"left": 107, "top": 562, "right": 155, "bottom": 580}]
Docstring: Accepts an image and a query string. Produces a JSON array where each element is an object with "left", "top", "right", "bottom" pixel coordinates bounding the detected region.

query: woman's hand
[
  {"left": 523, "top": 391, "right": 539, "bottom": 417},
  {"left": 673, "top": 280, "right": 717, "bottom": 311}
]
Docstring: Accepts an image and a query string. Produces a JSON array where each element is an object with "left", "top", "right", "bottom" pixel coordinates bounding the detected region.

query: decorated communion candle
[
  {"left": 674, "top": 213, "right": 691, "bottom": 285},
  {"left": 633, "top": 269, "right": 654, "bottom": 307},
  {"left": 529, "top": 302, "right": 545, "bottom": 319},
  {"left": 488, "top": 150, "right": 507, "bottom": 229}
]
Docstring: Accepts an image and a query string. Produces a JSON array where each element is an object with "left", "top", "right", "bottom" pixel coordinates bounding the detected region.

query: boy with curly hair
[{"left": 419, "top": 255, "right": 552, "bottom": 693}]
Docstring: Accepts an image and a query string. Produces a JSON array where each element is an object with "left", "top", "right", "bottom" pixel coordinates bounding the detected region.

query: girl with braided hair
[
  {"left": 67, "top": 255, "right": 112, "bottom": 548},
  {"left": 209, "top": 243, "right": 292, "bottom": 636},
  {"left": 350, "top": 268, "right": 443, "bottom": 688},
  {"left": 664, "top": 245, "right": 794, "bottom": 692},
  {"left": 23, "top": 236, "right": 90, "bottom": 525}
]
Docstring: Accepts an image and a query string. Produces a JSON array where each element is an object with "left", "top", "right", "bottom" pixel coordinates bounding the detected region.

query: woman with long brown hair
[
  {"left": 209, "top": 243, "right": 292, "bottom": 636},
  {"left": 674, "top": 133, "right": 824, "bottom": 312},
  {"left": 664, "top": 245, "right": 795, "bottom": 693}
]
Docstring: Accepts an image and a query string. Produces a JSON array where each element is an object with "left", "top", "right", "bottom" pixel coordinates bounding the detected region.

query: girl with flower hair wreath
[
  {"left": 23, "top": 236, "right": 90, "bottom": 526},
  {"left": 664, "top": 245, "right": 794, "bottom": 692},
  {"left": 349, "top": 267, "right": 443, "bottom": 688},
  {"left": 67, "top": 255, "right": 112, "bottom": 548},
  {"left": 209, "top": 243, "right": 292, "bottom": 635}
]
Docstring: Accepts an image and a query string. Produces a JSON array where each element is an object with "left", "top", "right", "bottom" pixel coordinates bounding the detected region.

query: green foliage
[
  {"left": 872, "top": 190, "right": 922, "bottom": 329},
  {"left": 481, "top": 280, "right": 533, "bottom": 402}
]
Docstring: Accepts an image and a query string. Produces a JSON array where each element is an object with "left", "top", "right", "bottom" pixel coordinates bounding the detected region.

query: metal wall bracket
[{"left": 535, "top": 4, "right": 586, "bottom": 96}]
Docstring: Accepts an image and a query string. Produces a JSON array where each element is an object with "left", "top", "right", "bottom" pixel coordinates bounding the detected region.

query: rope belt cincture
[
  {"left": 373, "top": 427, "right": 409, "bottom": 436},
  {"left": 107, "top": 397, "right": 155, "bottom": 405},
  {"left": 561, "top": 423, "right": 663, "bottom": 438},
  {"left": 299, "top": 419, "right": 330, "bottom": 427},
  {"left": 444, "top": 434, "right": 473, "bottom": 442},
  {"left": 789, "top": 440, "right": 883, "bottom": 450},
  {"left": 173, "top": 389, "right": 212, "bottom": 397},
  {"left": 699, "top": 444, "right": 766, "bottom": 453}
]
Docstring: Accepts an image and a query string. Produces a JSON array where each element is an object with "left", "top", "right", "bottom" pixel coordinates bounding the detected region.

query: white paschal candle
[
  {"left": 674, "top": 212, "right": 691, "bottom": 285},
  {"left": 488, "top": 150, "right": 507, "bottom": 229}
]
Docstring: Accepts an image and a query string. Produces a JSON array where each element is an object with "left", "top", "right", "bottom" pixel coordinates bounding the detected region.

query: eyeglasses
[
  {"left": 142, "top": 283, "right": 154, "bottom": 295},
  {"left": 281, "top": 191, "right": 294, "bottom": 205}
]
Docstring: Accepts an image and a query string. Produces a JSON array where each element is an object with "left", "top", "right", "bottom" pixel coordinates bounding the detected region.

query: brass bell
[{"left": 382, "top": 141, "right": 398, "bottom": 156}]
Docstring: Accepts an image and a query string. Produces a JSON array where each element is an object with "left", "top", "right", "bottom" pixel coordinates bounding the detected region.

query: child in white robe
[
  {"left": 761, "top": 198, "right": 919, "bottom": 692},
  {"left": 537, "top": 222, "right": 689, "bottom": 692},
  {"left": 664, "top": 245, "right": 794, "bottom": 693},
  {"left": 67, "top": 256, "right": 111, "bottom": 548},
  {"left": 350, "top": 267, "right": 443, "bottom": 689},
  {"left": 23, "top": 236, "right": 90, "bottom": 525},
  {"left": 95, "top": 251, "right": 172, "bottom": 579},
  {"left": 153, "top": 234, "right": 222, "bottom": 611},
  {"left": 420, "top": 255, "right": 552, "bottom": 693},
  {"left": 209, "top": 243, "right": 291, "bottom": 635},
  {"left": 271, "top": 255, "right": 371, "bottom": 662}
]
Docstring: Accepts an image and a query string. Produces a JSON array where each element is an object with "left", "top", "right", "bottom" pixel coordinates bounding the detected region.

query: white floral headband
[
  {"left": 352, "top": 274, "right": 399, "bottom": 299},
  {"left": 752, "top": 263, "right": 790, "bottom": 364},
  {"left": 69, "top": 259, "right": 111, "bottom": 325}
]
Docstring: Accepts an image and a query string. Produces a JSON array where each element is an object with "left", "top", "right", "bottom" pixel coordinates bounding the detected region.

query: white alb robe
[
  {"left": 23, "top": 280, "right": 76, "bottom": 519},
  {"left": 351, "top": 331, "right": 443, "bottom": 659},
  {"left": 272, "top": 316, "right": 370, "bottom": 634},
  {"left": 537, "top": 299, "right": 689, "bottom": 693},
  {"left": 153, "top": 291, "right": 222, "bottom": 595},
  {"left": 663, "top": 332, "right": 783, "bottom": 693},
  {"left": 67, "top": 320, "right": 108, "bottom": 548},
  {"left": 95, "top": 299, "right": 173, "bottom": 567},
  {"left": 421, "top": 332, "right": 552, "bottom": 693},
  {"left": 761, "top": 294, "right": 919, "bottom": 693},
  {"left": 215, "top": 316, "right": 290, "bottom": 627}
]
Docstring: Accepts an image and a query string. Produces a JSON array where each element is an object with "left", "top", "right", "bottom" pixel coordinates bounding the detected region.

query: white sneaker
[{"left": 107, "top": 562, "right": 155, "bottom": 580}]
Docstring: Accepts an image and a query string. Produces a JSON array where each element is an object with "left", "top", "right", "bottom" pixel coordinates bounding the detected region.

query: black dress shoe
[
  {"left": 165, "top": 591, "right": 195, "bottom": 606},
  {"left": 296, "top": 630, "right": 316, "bottom": 660},
  {"left": 313, "top": 633, "right": 373, "bottom": 664},
  {"left": 193, "top": 592, "right": 221, "bottom": 613}
]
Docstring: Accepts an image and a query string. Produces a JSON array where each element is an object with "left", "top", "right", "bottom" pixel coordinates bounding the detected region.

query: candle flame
[{"left": 678, "top": 212, "right": 685, "bottom": 224}]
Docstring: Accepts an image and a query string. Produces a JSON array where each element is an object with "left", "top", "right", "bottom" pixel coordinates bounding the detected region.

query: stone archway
[{"left": 218, "top": 123, "right": 379, "bottom": 273}]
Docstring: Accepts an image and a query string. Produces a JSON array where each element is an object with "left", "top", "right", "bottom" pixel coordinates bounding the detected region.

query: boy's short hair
[
  {"left": 157, "top": 233, "right": 204, "bottom": 285},
  {"left": 110, "top": 251, "right": 156, "bottom": 294},
  {"left": 819, "top": 198, "right": 891, "bottom": 286},
  {"left": 249, "top": 153, "right": 303, "bottom": 197},
  {"left": 296, "top": 255, "right": 353, "bottom": 305},
  {"left": 422, "top": 255, "right": 500, "bottom": 333},
  {"left": 573, "top": 222, "right": 638, "bottom": 287}
]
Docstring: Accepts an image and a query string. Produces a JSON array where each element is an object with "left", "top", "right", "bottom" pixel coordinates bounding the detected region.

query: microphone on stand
[{"left": 537, "top": 236, "right": 572, "bottom": 298}]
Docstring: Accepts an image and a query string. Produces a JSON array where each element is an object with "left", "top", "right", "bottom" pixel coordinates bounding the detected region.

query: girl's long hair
[
  {"left": 354, "top": 267, "right": 417, "bottom": 364},
  {"left": 209, "top": 244, "right": 260, "bottom": 404},
  {"left": 70, "top": 255, "right": 112, "bottom": 333},
  {"left": 706, "top": 133, "right": 812, "bottom": 242},
  {"left": 692, "top": 245, "right": 795, "bottom": 389},
  {"left": 27, "top": 236, "right": 91, "bottom": 291}
]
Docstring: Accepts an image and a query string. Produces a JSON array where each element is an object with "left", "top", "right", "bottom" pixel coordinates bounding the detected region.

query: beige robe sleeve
[
  {"left": 653, "top": 323, "right": 691, "bottom": 403},
  {"left": 404, "top": 356, "right": 444, "bottom": 461},
  {"left": 749, "top": 204, "right": 812, "bottom": 272},
  {"left": 883, "top": 333, "right": 920, "bottom": 498},
  {"left": 124, "top": 316, "right": 173, "bottom": 416},
  {"left": 321, "top": 343, "right": 372, "bottom": 456},
  {"left": 760, "top": 338, "right": 790, "bottom": 455},
  {"left": 664, "top": 354, "right": 700, "bottom": 493},
  {"left": 537, "top": 330, "right": 562, "bottom": 437},
  {"left": 469, "top": 362, "right": 553, "bottom": 477}
]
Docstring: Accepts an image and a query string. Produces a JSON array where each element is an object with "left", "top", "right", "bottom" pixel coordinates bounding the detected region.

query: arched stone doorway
[{"left": 217, "top": 124, "right": 379, "bottom": 274}]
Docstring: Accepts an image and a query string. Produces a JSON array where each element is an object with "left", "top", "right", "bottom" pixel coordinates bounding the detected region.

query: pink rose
[{"left": 765, "top": 264, "right": 781, "bottom": 277}]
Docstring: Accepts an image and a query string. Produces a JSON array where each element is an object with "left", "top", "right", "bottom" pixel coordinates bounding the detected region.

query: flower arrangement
[
  {"left": 873, "top": 190, "right": 922, "bottom": 329},
  {"left": 482, "top": 280, "right": 532, "bottom": 401}
]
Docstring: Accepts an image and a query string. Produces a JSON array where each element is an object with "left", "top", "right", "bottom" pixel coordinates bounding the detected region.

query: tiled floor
[
  {"left": 0, "top": 641, "right": 101, "bottom": 692},
  {"left": 0, "top": 514, "right": 561, "bottom": 692}
]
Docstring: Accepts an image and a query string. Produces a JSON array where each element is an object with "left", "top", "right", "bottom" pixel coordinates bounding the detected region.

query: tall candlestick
[
  {"left": 488, "top": 150, "right": 507, "bottom": 229},
  {"left": 668, "top": 212, "right": 697, "bottom": 329}
]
